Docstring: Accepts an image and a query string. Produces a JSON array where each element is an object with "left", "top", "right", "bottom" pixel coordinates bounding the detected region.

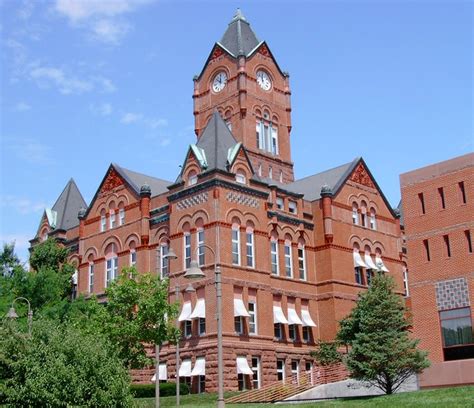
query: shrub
[{"left": 130, "top": 382, "right": 190, "bottom": 398}]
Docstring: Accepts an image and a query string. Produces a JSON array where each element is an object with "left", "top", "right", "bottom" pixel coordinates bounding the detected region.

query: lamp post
[
  {"left": 6, "top": 297, "right": 33, "bottom": 337},
  {"left": 184, "top": 244, "right": 225, "bottom": 408}
]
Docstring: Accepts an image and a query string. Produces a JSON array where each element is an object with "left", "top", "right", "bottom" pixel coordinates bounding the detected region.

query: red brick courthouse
[{"left": 31, "top": 11, "right": 406, "bottom": 392}]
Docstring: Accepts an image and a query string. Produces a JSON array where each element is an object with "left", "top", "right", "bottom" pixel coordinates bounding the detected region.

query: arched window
[
  {"left": 352, "top": 203, "right": 359, "bottom": 225},
  {"left": 297, "top": 238, "right": 306, "bottom": 281},
  {"left": 231, "top": 220, "right": 241, "bottom": 266},
  {"left": 235, "top": 170, "right": 246, "bottom": 184},
  {"left": 100, "top": 209, "right": 106, "bottom": 232},
  {"left": 256, "top": 111, "right": 278, "bottom": 155},
  {"left": 246, "top": 223, "right": 255, "bottom": 268},
  {"left": 159, "top": 240, "right": 169, "bottom": 279},
  {"left": 182, "top": 222, "right": 191, "bottom": 269},
  {"left": 129, "top": 241, "right": 137, "bottom": 267},
  {"left": 270, "top": 231, "right": 279, "bottom": 276},
  {"left": 105, "top": 243, "right": 118, "bottom": 287},
  {"left": 225, "top": 110, "right": 232, "bottom": 131},
  {"left": 370, "top": 208, "right": 377, "bottom": 230},
  {"left": 360, "top": 201, "right": 368, "bottom": 228},
  {"left": 284, "top": 236, "right": 293, "bottom": 278},
  {"left": 119, "top": 202, "right": 125, "bottom": 226},
  {"left": 353, "top": 243, "right": 365, "bottom": 285},
  {"left": 403, "top": 265, "right": 409, "bottom": 297},
  {"left": 188, "top": 170, "right": 198, "bottom": 186},
  {"left": 196, "top": 218, "right": 205, "bottom": 266},
  {"left": 88, "top": 254, "right": 95, "bottom": 293}
]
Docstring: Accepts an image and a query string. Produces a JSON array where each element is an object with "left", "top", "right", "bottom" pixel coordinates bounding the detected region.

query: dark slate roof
[
  {"left": 113, "top": 163, "right": 170, "bottom": 197},
  {"left": 196, "top": 111, "right": 239, "bottom": 172},
  {"left": 51, "top": 179, "right": 87, "bottom": 231},
  {"left": 218, "top": 9, "right": 261, "bottom": 57},
  {"left": 286, "top": 158, "right": 361, "bottom": 201}
]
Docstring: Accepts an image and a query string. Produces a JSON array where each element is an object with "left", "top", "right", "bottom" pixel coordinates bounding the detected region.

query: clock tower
[{"left": 193, "top": 9, "right": 294, "bottom": 183}]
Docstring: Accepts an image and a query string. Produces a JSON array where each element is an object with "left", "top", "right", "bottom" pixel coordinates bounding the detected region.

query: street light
[
  {"left": 6, "top": 297, "right": 33, "bottom": 337},
  {"left": 184, "top": 244, "right": 225, "bottom": 408}
]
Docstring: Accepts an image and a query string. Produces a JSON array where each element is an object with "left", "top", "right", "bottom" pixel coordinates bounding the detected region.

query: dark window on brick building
[
  {"left": 459, "top": 181, "right": 467, "bottom": 204},
  {"left": 466, "top": 230, "right": 472, "bottom": 253},
  {"left": 418, "top": 193, "right": 425, "bottom": 214},
  {"left": 438, "top": 187, "right": 445, "bottom": 209},
  {"left": 443, "top": 235, "right": 451, "bottom": 257},
  {"left": 423, "top": 239, "right": 430, "bottom": 261},
  {"left": 440, "top": 307, "right": 474, "bottom": 361}
]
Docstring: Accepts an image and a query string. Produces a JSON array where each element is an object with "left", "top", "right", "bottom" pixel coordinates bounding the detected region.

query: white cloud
[
  {"left": 55, "top": 0, "right": 153, "bottom": 44},
  {"left": 121, "top": 112, "right": 143, "bottom": 124},
  {"left": 120, "top": 112, "right": 168, "bottom": 128},
  {"left": 13, "top": 102, "right": 31, "bottom": 112},
  {"left": 91, "top": 102, "right": 113, "bottom": 116},
  {"left": 1, "top": 195, "right": 48, "bottom": 215},
  {"left": 160, "top": 138, "right": 171, "bottom": 147},
  {"left": 7, "top": 138, "right": 53, "bottom": 165},
  {"left": 0, "top": 233, "right": 33, "bottom": 251},
  {"left": 29, "top": 66, "right": 93, "bottom": 94},
  {"left": 147, "top": 118, "right": 168, "bottom": 128}
]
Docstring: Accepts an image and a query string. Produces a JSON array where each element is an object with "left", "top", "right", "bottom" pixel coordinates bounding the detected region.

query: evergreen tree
[{"left": 337, "top": 273, "right": 429, "bottom": 394}]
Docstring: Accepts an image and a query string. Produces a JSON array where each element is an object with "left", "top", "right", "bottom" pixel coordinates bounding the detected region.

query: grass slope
[{"left": 136, "top": 385, "right": 474, "bottom": 407}]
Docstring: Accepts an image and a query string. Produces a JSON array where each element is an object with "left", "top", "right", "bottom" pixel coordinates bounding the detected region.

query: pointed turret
[
  {"left": 218, "top": 9, "right": 261, "bottom": 57},
  {"left": 51, "top": 178, "right": 87, "bottom": 231}
]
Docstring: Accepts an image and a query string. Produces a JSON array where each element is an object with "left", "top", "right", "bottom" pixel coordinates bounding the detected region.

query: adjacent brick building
[
  {"left": 31, "top": 10, "right": 405, "bottom": 392},
  {"left": 400, "top": 152, "right": 474, "bottom": 388}
]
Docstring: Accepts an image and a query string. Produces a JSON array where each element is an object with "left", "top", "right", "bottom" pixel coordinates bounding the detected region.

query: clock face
[
  {"left": 212, "top": 71, "right": 227, "bottom": 93},
  {"left": 257, "top": 70, "right": 271, "bottom": 90}
]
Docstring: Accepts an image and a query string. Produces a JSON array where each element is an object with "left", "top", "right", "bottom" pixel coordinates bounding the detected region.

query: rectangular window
[
  {"left": 110, "top": 211, "right": 116, "bottom": 229},
  {"left": 459, "top": 181, "right": 467, "bottom": 204},
  {"left": 444, "top": 235, "right": 451, "bottom": 257},
  {"left": 199, "top": 317, "right": 206, "bottom": 336},
  {"left": 288, "top": 201, "right": 297, "bottom": 214},
  {"left": 274, "top": 323, "right": 282, "bottom": 340},
  {"left": 238, "top": 373, "right": 247, "bottom": 391},
  {"left": 130, "top": 251, "right": 137, "bottom": 266},
  {"left": 248, "top": 301, "right": 257, "bottom": 334},
  {"left": 184, "top": 233, "right": 191, "bottom": 269},
  {"left": 354, "top": 267, "right": 363, "bottom": 285},
  {"left": 263, "top": 124, "right": 270, "bottom": 152},
  {"left": 438, "top": 187, "right": 446, "bottom": 209},
  {"left": 276, "top": 197, "right": 284, "bottom": 210},
  {"left": 288, "top": 324, "right": 296, "bottom": 341},
  {"left": 302, "top": 326, "right": 310, "bottom": 343},
  {"left": 361, "top": 213, "right": 367, "bottom": 228},
  {"left": 100, "top": 215, "right": 106, "bottom": 232},
  {"left": 119, "top": 208, "right": 125, "bottom": 225},
  {"left": 106, "top": 257, "right": 118, "bottom": 287},
  {"left": 466, "top": 230, "right": 473, "bottom": 253},
  {"left": 251, "top": 357, "right": 260, "bottom": 389},
  {"left": 198, "top": 375, "right": 206, "bottom": 393},
  {"left": 352, "top": 207, "right": 359, "bottom": 225},
  {"left": 366, "top": 269, "right": 374, "bottom": 286},
  {"left": 160, "top": 245, "right": 169, "bottom": 279},
  {"left": 423, "top": 239, "right": 430, "bottom": 261},
  {"left": 298, "top": 247, "right": 306, "bottom": 280},
  {"left": 370, "top": 213, "right": 376, "bottom": 230},
  {"left": 291, "top": 361, "right": 299, "bottom": 383},
  {"left": 235, "top": 316, "right": 243, "bottom": 335},
  {"left": 276, "top": 359, "right": 285, "bottom": 381},
  {"left": 403, "top": 268, "right": 409, "bottom": 297},
  {"left": 418, "top": 193, "right": 425, "bottom": 214},
  {"left": 232, "top": 228, "right": 241, "bottom": 265},
  {"left": 88, "top": 264, "right": 94, "bottom": 293},
  {"left": 440, "top": 307, "right": 473, "bottom": 348},
  {"left": 271, "top": 240, "right": 279, "bottom": 275},
  {"left": 197, "top": 230, "right": 205, "bottom": 266},
  {"left": 184, "top": 320, "right": 192, "bottom": 338},
  {"left": 271, "top": 127, "right": 278, "bottom": 155},
  {"left": 284, "top": 243, "right": 292, "bottom": 278},
  {"left": 246, "top": 232, "right": 254, "bottom": 268},
  {"left": 256, "top": 122, "right": 264, "bottom": 150}
]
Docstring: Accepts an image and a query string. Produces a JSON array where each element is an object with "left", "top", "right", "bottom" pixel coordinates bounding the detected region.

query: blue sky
[{"left": 1, "top": 0, "right": 472, "bottom": 262}]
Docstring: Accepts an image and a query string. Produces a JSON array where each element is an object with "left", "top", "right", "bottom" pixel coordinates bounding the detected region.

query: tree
[
  {"left": 104, "top": 267, "right": 179, "bottom": 369},
  {"left": 0, "top": 319, "right": 133, "bottom": 407},
  {"left": 0, "top": 242, "right": 21, "bottom": 277},
  {"left": 337, "top": 273, "right": 429, "bottom": 394}
]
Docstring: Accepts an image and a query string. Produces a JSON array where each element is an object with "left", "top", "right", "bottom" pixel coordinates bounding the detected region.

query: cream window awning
[
  {"left": 236, "top": 356, "right": 253, "bottom": 375},
  {"left": 191, "top": 357, "right": 206, "bottom": 376},
  {"left": 189, "top": 299, "right": 206, "bottom": 319},
  {"left": 364, "top": 253, "right": 377, "bottom": 269},
  {"left": 151, "top": 364, "right": 167, "bottom": 381},
  {"left": 301, "top": 309, "right": 317, "bottom": 327},
  {"left": 353, "top": 251, "right": 367, "bottom": 268},
  {"left": 234, "top": 298, "right": 250, "bottom": 317},
  {"left": 287, "top": 308, "right": 303, "bottom": 325},
  {"left": 375, "top": 256, "right": 389, "bottom": 272},
  {"left": 273, "top": 306, "right": 288, "bottom": 324},
  {"left": 179, "top": 359, "right": 192, "bottom": 377},
  {"left": 178, "top": 302, "right": 192, "bottom": 322}
]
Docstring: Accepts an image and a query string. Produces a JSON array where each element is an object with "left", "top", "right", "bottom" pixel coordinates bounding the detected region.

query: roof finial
[{"left": 232, "top": 8, "right": 246, "bottom": 22}]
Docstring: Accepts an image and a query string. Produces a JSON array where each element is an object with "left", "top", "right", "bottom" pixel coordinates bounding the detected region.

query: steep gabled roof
[
  {"left": 50, "top": 178, "right": 87, "bottom": 231},
  {"left": 112, "top": 163, "right": 170, "bottom": 197},
  {"left": 287, "top": 158, "right": 360, "bottom": 201},
  {"left": 218, "top": 9, "right": 261, "bottom": 58},
  {"left": 196, "top": 111, "right": 239, "bottom": 172}
]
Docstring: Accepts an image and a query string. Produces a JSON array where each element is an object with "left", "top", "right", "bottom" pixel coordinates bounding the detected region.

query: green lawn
[{"left": 135, "top": 386, "right": 474, "bottom": 407}]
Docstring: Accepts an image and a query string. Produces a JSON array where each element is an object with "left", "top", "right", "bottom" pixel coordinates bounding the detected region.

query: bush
[{"left": 130, "top": 382, "right": 190, "bottom": 398}]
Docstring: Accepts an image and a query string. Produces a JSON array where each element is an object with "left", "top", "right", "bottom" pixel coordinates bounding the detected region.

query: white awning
[
  {"left": 178, "top": 302, "right": 192, "bottom": 322},
  {"left": 353, "top": 251, "right": 367, "bottom": 268},
  {"left": 72, "top": 270, "right": 78, "bottom": 285},
  {"left": 234, "top": 298, "right": 250, "bottom": 317},
  {"left": 236, "top": 357, "right": 253, "bottom": 375},
  {"left": 179, "top": 359, "right": 192, "bottom": 377},
  {"left": 287, "top": 308, "right": 303, "bottom": 325},
  {"left": 273, "top": 306, "right": 288, "bottom": 324},
  {"left": 191, "top": 357, "right": 206, "bottom": 376},
  {"left": 301, "top": 309, "right": 317, "bottom": 327},
  {"left": 189, "top": 299, "right": 206, "bottom": 319},
  {"left": 375, "top": 256, "right": 389, "bottom": 272},
  {"left": 151, "top": 364, "right": 167, "bottom": 381},
  {"left": 364, "top": 253, "right": 377, "bottom": 269}
]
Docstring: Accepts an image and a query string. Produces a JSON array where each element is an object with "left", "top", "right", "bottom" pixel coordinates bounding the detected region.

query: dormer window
[
  {"left": 235, "top": 171, "right": 246, "bottom": 184},
  {"left": 276, "top": 197, "right": 284, "bottom": 210},
  {"left": 188, "top": 170, "right": 198, "bottom": 186},
  {"left": 288, "top": 201, "right": 297, "bottom": 214}
]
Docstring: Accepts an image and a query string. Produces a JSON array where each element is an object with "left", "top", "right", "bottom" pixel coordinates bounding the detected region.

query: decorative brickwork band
[
  {"left": 226, "top": 191, "right": 260, "bottom": 208},
  {"left": 435, "top": 277, "right": 470, "bottom": 311},
  {"left": 176, "top": 192, "right": 209, "bottom": 210}
]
